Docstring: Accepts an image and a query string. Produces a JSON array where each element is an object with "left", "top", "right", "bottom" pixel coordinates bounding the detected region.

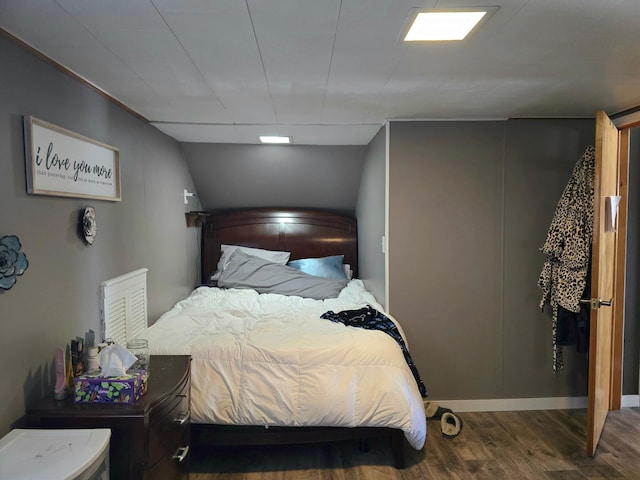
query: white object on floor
[{"left": 0, "top": 428, "right": 110, "bottom": 480}]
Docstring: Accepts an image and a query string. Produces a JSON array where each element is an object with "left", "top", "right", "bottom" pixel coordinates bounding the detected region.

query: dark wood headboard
[{"left": 201, "top": 208, "right": 358, "bottom": 284}]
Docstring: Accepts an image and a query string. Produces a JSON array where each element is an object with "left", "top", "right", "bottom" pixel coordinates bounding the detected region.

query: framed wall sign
[{"left": 23, "top": 116, "right": 121, "bottom": 201}]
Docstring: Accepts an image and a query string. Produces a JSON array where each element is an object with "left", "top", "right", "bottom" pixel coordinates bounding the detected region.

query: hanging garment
[
  {"left": 321, "top": 306, "right": 428, "bottom": 397},
  {"left": 538, "top": 145, "right": 595, "bottom": 373}
]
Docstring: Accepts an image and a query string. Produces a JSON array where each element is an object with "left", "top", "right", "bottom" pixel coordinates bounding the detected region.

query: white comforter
[{"left": 144, "top": 280, "right": 426, "bottom": 449}]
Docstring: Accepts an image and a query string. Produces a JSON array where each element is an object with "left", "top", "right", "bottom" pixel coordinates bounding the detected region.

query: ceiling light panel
[
  {"left": 259, "top": 135, "right": 292, "bottom": 144},
  {"left": 404, "top": 8, "right": 495, "bottom": 41}
]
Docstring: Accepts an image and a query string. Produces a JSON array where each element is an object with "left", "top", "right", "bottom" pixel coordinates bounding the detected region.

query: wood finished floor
[{"left": 189, "top": 408, "right": 640, "bottom": 480}]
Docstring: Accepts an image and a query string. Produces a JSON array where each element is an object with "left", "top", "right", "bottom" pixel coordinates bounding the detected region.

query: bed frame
[
  {"left": 200, "top": 207, "right": 359, "bottom": 283},
  {"left": 195, "top": 207, "right": 406, "bottom": 468}
]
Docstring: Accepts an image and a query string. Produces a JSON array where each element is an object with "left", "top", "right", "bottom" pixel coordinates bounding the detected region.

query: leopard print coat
[{"left": 538, "top": 146, "right": 595, "bottom": 373}]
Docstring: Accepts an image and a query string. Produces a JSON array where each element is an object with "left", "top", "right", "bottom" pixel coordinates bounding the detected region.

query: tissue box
[{"left": 74, "top": 370, "right": 148, "bottom": 404}]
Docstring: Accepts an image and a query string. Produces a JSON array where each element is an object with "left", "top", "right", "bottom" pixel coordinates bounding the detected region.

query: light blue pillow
[{"left": 287, "top": 255, "right": 347, "bottom": 280}]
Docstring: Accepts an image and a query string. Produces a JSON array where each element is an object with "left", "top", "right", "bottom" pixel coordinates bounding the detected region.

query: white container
[
  {"left": 0, "top": 428, "right": 110, "bottom": 480},
  {"left": 87, "top": 346, "right": 100, "bottom": 372}
]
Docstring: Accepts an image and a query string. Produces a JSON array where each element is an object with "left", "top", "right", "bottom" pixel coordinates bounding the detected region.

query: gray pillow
[
  {"left": 287, "top": 255, "right": 347, "bottom": 280},
  {"left": 209, "top": 244, "right": 291, "bottom": 284},
  {"left": 217, "top": 250, "right": 347, "bottom": 300}
]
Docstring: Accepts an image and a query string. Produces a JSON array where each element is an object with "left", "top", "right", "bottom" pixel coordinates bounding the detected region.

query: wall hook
[{"left": 183, "top": 189, "right": 196, "bottom": 205}]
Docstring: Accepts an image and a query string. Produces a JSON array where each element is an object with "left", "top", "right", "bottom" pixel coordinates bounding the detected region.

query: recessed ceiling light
[
  {"left": 259, "top": 135, "right": 292, "bottom": 144},
  {"left": 404, "top": 10, "right": 489, "bottom": 41}
]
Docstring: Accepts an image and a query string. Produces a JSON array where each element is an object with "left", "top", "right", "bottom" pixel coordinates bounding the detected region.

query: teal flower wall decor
[{"left": 0, "top": 235, "right": 29, "bottom": 290}]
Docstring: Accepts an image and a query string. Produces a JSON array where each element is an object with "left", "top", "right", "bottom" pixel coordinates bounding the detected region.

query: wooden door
[{"left": 586, "top": 111, "right": 621, "bottom": 456}]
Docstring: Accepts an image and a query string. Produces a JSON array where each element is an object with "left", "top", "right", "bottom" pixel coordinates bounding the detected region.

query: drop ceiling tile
[
  {"left": 0, "top": 0, "right": 102, "bottom": 49},
  {"left": 151, "top": 122, "right": 243, "bottom": 143},
  {"left": 55, "top": 0, "right": 167, "bottom": 32},
  {"left": 144, "top": 98, "right": 232, "bottom": 123}
]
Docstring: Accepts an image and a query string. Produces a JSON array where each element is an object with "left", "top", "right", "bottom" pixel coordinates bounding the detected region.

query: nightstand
[{"left": 20, "top": 355, "right": 191, "bottom": 480}]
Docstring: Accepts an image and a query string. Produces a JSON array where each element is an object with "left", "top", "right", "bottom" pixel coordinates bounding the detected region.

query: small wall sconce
[{"left": 185, "top": 211, "right": 209, "bottom": 228}]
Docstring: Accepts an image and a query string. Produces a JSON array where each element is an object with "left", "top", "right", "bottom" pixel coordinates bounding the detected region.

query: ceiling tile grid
[{"left": 2, "top": 0, "right": 640, "bottom": 144}]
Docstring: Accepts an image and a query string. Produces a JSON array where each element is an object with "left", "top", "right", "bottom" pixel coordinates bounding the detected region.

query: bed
[{"left": 144, "top": 208, "right": 426, "bottom": 468}]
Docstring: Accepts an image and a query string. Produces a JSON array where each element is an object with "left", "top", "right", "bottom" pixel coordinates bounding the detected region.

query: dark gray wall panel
[
  {"left": 623, "top": 127, "right": 640, "bottom": 394},
  {"left": 388, "top": 121, "right": 505, "bottom": 399},
  {"left": 356, "top": 126, "right": 386, "bottom": 305},
  {"left": 388, "top": 118, "right": 601, "bottom": 401},
  {"left": 180, "top": 143, "right": 366, "bottom": 214},
  {"left": 503, "top": 119, "right": 594, "bottom": 397}
]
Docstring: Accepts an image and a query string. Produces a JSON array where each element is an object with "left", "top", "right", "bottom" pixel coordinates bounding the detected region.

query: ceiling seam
[
  {"left": 51, "top": 0, "right": 165, "bottom": 109},
  {"left": 245, "top": 0, "right": 278, "bottom": 124},
  {"left": 149, "top": 0, "right": 229, "bottom": 114},
  {"left": 319, "top": 0, "right": 343, "bottom": 123}
]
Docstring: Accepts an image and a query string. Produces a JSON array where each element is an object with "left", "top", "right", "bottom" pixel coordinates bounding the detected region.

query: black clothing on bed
[{"left": 321, "top": 306, "right": 428, "bottom": 398}]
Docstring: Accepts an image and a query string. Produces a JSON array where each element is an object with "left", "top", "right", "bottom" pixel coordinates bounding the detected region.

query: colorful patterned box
[{"left": 74, "top": 370, "right": 148, "bottom": 404}]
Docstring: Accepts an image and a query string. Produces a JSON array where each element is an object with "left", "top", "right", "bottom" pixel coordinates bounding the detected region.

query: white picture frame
[{"left": 23, "top": 116, "right": 121, "bottom": 201}]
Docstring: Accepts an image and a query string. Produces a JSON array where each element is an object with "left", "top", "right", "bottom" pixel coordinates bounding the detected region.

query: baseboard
[
  {"left": 425, "top": 397, "right": 588, "bottom": 413},
  {"left": 621, "top": 395, "right": 640, "bottom": 407},
  {"left": 426, "top": 395, "right": 640, "bottom": 413}
]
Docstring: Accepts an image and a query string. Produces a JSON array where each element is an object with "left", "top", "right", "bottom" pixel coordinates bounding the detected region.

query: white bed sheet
[{"left": 144, "top": 279, "right": 426, "bottom": 449}]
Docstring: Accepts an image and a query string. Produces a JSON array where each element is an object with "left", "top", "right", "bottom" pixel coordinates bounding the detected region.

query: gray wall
[
  {"left": 387, "top": 119, "right": 596, "bottom": 400},
  {"left": 502, "top": 119, "right": 594, "bottom": 396},
  {"left": 180, "top": 143, "right": 366, "bottom": 214},
  {"left": 355, "top": 126, "right": 386, "bottom": 305},
  {"left": 623, "top": 128, "right": 640, "bottom": 394},
  {"left": 0, "top": 34, "right": 198, "bottom": 435}
]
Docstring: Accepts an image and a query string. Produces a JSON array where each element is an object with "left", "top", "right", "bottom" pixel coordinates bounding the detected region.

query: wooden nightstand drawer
[
  {"left": 145, "top": 429, "right": 190, "bottom": 480},
  {"left": 148, "top": 359, "right": 190, "bottom": 467},
  {"left": 148, "top": 390, "right": 190, "bottom": 467},
  {"left": 149, "top": 371, "right": 189, "bottom": 424}
]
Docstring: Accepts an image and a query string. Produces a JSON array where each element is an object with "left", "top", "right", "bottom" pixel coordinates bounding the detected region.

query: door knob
[{"left": 579, "top": 298, "right": 613, "bottom": 310}]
